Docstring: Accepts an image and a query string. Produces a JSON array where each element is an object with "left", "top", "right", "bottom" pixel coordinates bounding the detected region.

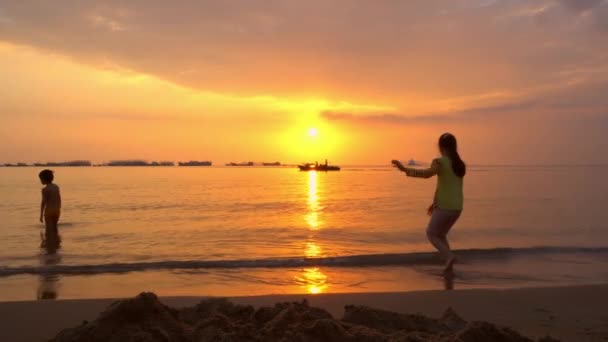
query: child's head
[
  {"left": 39, "top": 169, "right": 54, "bottom": 184},
  {"left": 438, "top": 133, "right": 458, "bottom": 155},
  {"left": 438, "top": 133, "right": 466, "bottom": 178}
]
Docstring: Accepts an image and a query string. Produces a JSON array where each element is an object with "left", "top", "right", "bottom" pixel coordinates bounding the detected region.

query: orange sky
[{"left": 1, "top": 1, "right": 607, "bottom": 165}]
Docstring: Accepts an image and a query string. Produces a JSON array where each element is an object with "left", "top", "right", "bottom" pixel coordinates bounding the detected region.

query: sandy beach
[{"left": 0, "top": 284, "right": 606, "bottom": 341}]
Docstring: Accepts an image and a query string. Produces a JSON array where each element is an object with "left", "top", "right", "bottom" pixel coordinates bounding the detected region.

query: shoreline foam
[{"left": 2, "top": 246, "right": 606, "bottom": 277}]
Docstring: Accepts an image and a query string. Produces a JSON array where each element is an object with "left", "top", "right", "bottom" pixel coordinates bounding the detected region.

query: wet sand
[{"left": 0, "top": 284, "right": 606, "bottom": 341}]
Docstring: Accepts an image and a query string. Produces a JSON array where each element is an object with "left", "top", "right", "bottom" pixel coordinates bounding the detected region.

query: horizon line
[{"left": 2, "top": 161, "right": 608, "bottom": 168}]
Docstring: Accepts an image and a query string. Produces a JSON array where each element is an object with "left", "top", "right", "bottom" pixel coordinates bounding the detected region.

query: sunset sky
[{"left": 1, "top": 0, "right": 607, "bottom": 164}]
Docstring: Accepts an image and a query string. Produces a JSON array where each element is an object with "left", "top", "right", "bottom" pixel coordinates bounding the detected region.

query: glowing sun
[{"left": 308, "top": 128, "right": 319, "bottom": 137}]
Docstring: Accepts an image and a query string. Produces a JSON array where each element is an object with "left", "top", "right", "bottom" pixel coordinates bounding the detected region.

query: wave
[{"left": 1, "top": 246, "right": 607, "bottom": 277}]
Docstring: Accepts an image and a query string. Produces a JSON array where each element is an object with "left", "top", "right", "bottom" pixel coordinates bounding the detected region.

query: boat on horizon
[
  {"left": 106, "top": 160, "right": 174, "bottom": 167},
  {"left": 262, "top": 162, "right": 281, "bottom": 166},
  {"left": 3, "top": 160, "right": 92, "bottom": 167},
  {"left": 179, "top": 161, "right": 212, "bottom": 166},
  {"left": 226, "top": 162, "right": 254, "bottom": 166},
  {"left": 2, "top": 163, "right": 29, "bottom": 167},
  {"left": 298, "top": 160, "right": 340, "bottom": 171}
]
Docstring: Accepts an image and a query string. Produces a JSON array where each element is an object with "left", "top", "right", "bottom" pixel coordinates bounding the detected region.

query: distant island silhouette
[{"left": 0, "top": 160, "right": 337, "bottom": 168}]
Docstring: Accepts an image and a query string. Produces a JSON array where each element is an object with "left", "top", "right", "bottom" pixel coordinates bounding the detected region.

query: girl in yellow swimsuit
[{"left": 392, "top": 133, "right": 466, "bottom": 274}]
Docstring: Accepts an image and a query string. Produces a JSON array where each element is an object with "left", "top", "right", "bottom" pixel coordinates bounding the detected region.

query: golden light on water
[
  {"left": 297, "top": 172, "right": 329, "bottom": 294},
  {"left": 295, "top": 267, "right": 328, "bottom": 294},
  {"left": 305, "top": 171, "right": 321, "bottom": 230},
  {"left": 305, "top": 240, "right": 322, "bottom": 258},
  {"left": 295, "top": 240, "right": 329, "bottom": 295},
  {"left": 296, "top": 239, "right": 329, "bottom": 294}
]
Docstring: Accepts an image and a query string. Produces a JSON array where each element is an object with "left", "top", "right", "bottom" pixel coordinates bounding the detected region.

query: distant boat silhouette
[
  {"left": 107, "top": 160, "right": 149, "bottom": 166},
  {"left": 226, "top": 162, "right": 254, "bottom": 166},
  {"left": 262, "top": 162, "right": 281, "bottom": 166},
  {"left": 407, "top": 159, "right": 419, "bottom": 166},
  {"left": 106, "top": 160, "right": 174, "bottom": 166},
  {"left": 27, "top": 160, "right": 92, "bottom": 167},
  {"left": 298, "top": 159, "right": 340, "bottom": 171},
  {"left": 179, "top": 161, "right": 212, "bottom": 166}
]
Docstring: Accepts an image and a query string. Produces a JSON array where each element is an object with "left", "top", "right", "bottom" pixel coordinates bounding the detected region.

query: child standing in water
[
  {"left": 392, "top": 133, "right": 466, "bottom": 274},
  {"left": 39, "top": 169, "right": 61, "bottom": 248}
]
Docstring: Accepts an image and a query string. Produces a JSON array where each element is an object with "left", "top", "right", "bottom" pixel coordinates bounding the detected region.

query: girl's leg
[
  {"left": 426, "top": 208, "right": 461, "bottom": 272},
  {"left": 440, "top": 232, "right": 458, "bottom": 273},
  {"left": 426, "top": 226, "right": 452, "bottom": 261}
]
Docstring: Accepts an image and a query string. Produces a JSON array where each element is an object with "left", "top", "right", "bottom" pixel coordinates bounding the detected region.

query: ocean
[{"left": 1, "top": 165, "right": 607, "bottom": 300}]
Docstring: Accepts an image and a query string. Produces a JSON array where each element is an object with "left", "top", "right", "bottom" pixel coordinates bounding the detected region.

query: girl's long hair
[{"left": 439, "top": 133, "right": 466, "bottom": 178}]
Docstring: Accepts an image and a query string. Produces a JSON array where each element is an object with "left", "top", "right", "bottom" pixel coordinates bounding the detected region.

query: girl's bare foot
[{"left": 444, "top": 256, "right": 456, "bottom": 274}]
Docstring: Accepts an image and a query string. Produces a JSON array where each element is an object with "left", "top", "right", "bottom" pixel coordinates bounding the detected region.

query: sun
[{"left": 308, "top": 128, "right": 319, "bottom": 137}]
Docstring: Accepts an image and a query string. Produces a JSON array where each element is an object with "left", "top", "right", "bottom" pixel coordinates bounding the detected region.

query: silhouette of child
[{"left": 39, "top": 169, "right": 61, "bottom": 248}]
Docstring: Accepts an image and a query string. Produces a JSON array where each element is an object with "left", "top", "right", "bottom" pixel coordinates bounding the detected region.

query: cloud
[
  {"left": 88, "top": 14, "right": 125, "bottom": 32},
  {"left": 0, "top": 0, "right": 607, "bottom": 110},
  {"left": 321, "top": 100, "right": 536, "bottom": 125},
  {"left": 323, "top": 77, "right": 608, "bottom": 125},
  {"left": 322, "top": 112, "right": 453, "bottom": 124},
  {"left": 558, "top": 0, "right": 605, "bottom": 13}
]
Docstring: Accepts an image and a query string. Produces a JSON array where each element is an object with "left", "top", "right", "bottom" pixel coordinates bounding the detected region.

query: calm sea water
[{"left": 1, "top": 165, "right": 607, "bottom": 300}]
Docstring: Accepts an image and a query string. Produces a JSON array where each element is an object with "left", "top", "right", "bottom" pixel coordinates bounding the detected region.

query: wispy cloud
[
  {"left": 322, "top": 112, "right": 453, "bottom": 124},
  {"left": 0, "top": 0, "right": 607, "bottom": 106},
  {"left": 88, "top": 14, "right": 124, "bottom": 32},
  {"left": 321, "top": 101, "right": 534, "bottom": 125},
  {"left": 322, "top": 77, "right": 608, "bottom": 125},
  {"left": 558, "top": 0, "right": 606, "bottom": 13}
]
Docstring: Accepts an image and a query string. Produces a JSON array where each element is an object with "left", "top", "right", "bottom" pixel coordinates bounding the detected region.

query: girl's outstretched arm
[
  {"left": 391, "top": 160, "right": 407, "bottom": 172},
  {"left": 400, "top": 159, "right": 441, "bottom": 179}
]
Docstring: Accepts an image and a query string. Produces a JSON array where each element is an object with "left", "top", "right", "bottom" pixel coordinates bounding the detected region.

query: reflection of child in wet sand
[
  {"left": 39, "top": 169, "right": 61, "bottom": 248},
  {"left": 392, "top": 133, "right": 466, "bottom": 275}
]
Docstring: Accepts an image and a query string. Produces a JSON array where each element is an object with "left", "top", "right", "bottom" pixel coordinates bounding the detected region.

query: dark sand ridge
[
  {"left": 51, "top": 292, "right": 559, "bottom": 341},
  {"left": 0, "top": 285, "right": 606, "bottom": 341}
]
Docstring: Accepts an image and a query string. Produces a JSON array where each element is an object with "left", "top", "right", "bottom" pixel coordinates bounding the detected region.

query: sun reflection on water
[
  {"left": 302, "top": 241, "right": 328, "bottom": 293},
  {"left": 305, "top": 171, "right": 321, "bottom": 229},
  {"left": 305, "top": 241, "right": 322, "bottom": 258},
  {"left": 295, "top": 267, "right": 328, "bottom": 294},
  {"left": 298, "top": 173, "right": 329, "bottom": 294}
]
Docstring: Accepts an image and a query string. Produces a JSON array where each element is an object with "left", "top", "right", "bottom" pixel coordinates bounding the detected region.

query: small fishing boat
[{"left": 298, "top": 160, "right": 340, "bottom": 171}]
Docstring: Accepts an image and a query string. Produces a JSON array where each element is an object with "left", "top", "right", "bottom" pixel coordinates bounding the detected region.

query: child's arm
[
  {"left": 391, "top": 160, "right": 408, "bottom": 172},
  {"left": 393, "top": 159, "right": 441, "bottom": 179},
  {"left": 40, "top": 189, "right": 46, "bottom": 223}
]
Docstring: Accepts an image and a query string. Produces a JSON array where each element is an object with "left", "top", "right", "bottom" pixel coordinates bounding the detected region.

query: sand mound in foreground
[{"left": 51, "top": 292, "right": 560, "bottom": 342}]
